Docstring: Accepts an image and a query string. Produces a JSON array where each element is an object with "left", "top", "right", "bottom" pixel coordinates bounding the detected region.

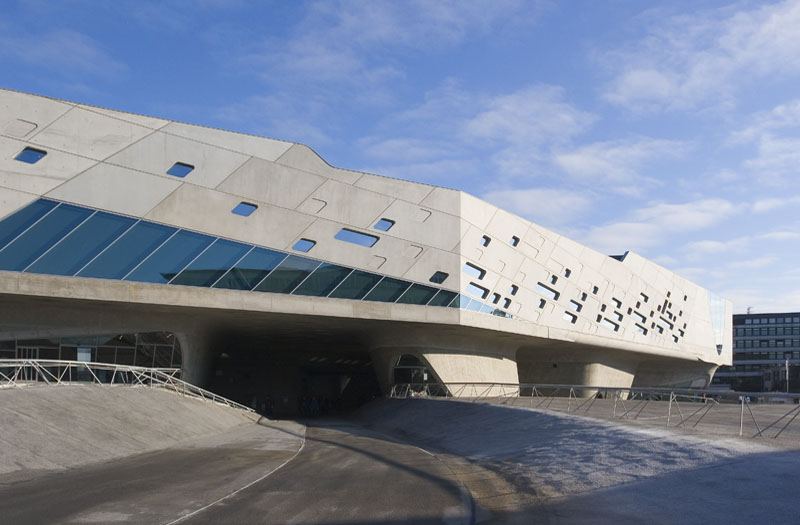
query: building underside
[{"left": 0, "top": 89, "right": 733, "bottom": 411}]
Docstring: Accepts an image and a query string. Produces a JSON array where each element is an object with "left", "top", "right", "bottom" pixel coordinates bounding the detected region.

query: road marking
[{"left": 164, "top": 424, "right": 308, "bottom": 525}]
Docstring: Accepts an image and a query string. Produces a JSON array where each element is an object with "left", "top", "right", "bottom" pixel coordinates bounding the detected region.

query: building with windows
[
  {"left": 0, "top": 88, "right": 732, "bottom": 411},
  {"left": 712, "top": 312, "right": 800, "bottom": 392}
]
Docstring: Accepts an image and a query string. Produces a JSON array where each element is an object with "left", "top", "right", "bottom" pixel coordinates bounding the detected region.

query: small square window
[
  {"left": 430, "top": 271, "right": 449, "bottom": 284},
  {"left": 292, "top": 238, "right": 316, "bottom": 252},
  {"left": 14, "top": 147, "right": 47, "bottom": 164},
  {"left": 480, "top": 235, "right": 491, "bottom": 247},
  {"left": 231, "top": 202, "right": 257, "bottom": 216},
  {"left": 167, "top": 162, "right": 194, "bottom": 178},
  {"left": 374, "top": 218, "right": 395, "bottom": 231},
  {"left": 510, "top": 236, "right": 520, "bottom": 247}
]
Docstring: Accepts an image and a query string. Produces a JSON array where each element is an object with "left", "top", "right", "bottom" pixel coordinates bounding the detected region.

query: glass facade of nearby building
[
  {"left": 712, "top": 312, "right": 800, "bottom": 391},
  {"left": 0, "top": 199, "right": 515, "bottom": 318}
]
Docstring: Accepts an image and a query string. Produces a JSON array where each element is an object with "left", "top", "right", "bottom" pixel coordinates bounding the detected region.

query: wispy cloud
[
  {"left": 482, "top": 188, "right": 593, "bottom": 227},
  {"left": 602, "top": 0, "right": 800, "bottom": 112}
]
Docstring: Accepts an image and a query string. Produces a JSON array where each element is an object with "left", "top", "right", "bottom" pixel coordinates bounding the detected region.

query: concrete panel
[
  {"left": 276, "top": 144, "right": 360, "bottom": 184},
  {"left": 401, "top": 249, "right": 461, "bottom": 290},
  {"left": 378, "top": 199, "right": 462, "bottom": 252},
  {"left": 460, "top": 192, "right": 497, "bottom": 231},
  {"left": 0, "top": 187, "right": 37, "bottom": 220},
  {"left": 162, "top": 122, "right": 293, "bottom": 161},
  {"left": 46, "top": 164, "right": 182, "bottom": 217},
  {"left": 32, "top": 107, "right": 155, "bottom": 161},
  {"left": 0, "top": 135, "right": 98, "bottom": 181},
  {"left": 354, "top": 173, "right": 433, "bottom": 204},
  {"left": 299, "top": 179, "right": 394, "bottom": 229},
  {"left": 77, "top": 104, "right": 169, "bottom": 130},
  {"left": 423, "top": 351, "right": 519, "bottom": 386},
  {"left": 217, "top": 157, "right": 325, "bottom": 209},
  {"left": 419, "top": 187, "right": 460, "bottom": 217},
  {"left": 0, "top": 171, "right": 74, "bottom": 196},
  {"left": 107, "top": 132, "right": 250, "bottom": 189},
  {"left": 0, "top": 89, "right": 73, "bottom": 138},
  {"left": 145, "top": 184, "right": 315, "bottom": 250}
]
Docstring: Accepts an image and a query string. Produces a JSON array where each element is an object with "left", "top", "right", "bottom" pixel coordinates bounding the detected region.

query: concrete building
[
  {"left": 713, "top": 312, "right": 800, "bottom": 392},
  {"left": 0, "top": 88, "right": 732, "bottom": 411}
]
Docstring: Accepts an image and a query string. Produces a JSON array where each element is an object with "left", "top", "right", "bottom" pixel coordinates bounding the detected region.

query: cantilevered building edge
[{"left": 0, "top": 88, "right": 732, "bottom": 395}]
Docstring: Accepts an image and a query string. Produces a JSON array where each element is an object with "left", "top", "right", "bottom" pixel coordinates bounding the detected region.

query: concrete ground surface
[
  {"left": 4, "top": 387, "right": 800, "bottom": 524},
  {"left": 357, "top": 398, "right": 800, "bottom": 524}
]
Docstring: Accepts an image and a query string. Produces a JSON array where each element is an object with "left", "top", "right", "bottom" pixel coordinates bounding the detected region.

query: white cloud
[
  {"left": 728, "top": 256, "right": 777, "bottom": 269},
  {"left": 482, "top": 188, "right": 592, "bottom": 226},
  {"left": 602, "top": 0, "right": 800, "bottom": 111},
  {"left": 752, "top": 196, "right": 800, "bottom": 213},
  {"left": 553, "top": 137, "right": 686, "bottom": 191},
  {"left": 743, "top": 135, "right": 800, "bottom": 182},
  {"left": 731, "top": 98, "right": 800, "bottom": 143}
]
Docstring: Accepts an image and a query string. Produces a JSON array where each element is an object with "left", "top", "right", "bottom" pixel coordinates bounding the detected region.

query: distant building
[{"left": 713, "top": 312, "right": 800, "bottom": 391}]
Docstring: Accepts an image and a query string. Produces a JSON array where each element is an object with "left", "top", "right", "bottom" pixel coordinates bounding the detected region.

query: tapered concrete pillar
[{"left": 176, "top": 332, "right": 215, "bottom": 388}]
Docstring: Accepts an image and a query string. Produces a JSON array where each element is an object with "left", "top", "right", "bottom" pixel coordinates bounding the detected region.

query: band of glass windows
[{"left": 0, "top": 199, "right": 514, "bottom": 318}]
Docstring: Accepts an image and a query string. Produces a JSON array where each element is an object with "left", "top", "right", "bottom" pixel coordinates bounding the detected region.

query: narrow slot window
[
  {"left": 462, "top": 262, "right": 486, "bottom": 280},
  {"left": 292, "top": 238, "right": 316, "bottom": 252},
  {"left": 231, "top": 202, "right": 257, "bottom": 217},
  {"left": 503, "top": 298, "right": 512, "bottom": 309},
  {"left": 480, "top": 235, "right": 491, "bottom": 247},
  {"left": 166, "top": 162, "right": 194, "bottom": 178},
  {"left": 592, "top": 285, "right": 599, "bottom": 294},
  {"left": 509, "top": 284, "right": 518, "bottom": 296},
  {"left": 492, "top": 292, "right": 501, "bottom": 304},
  {"left": 374, "top": 218, "right": 395, "bottom": 231},
  {"left": 335, "top": 228, "right": 379, "bottom": 247},
  {"left": 510, "top": 236, "right": 520, "bottom": 247},
  {"left": 563, "top": 268, "right": 571, "bottom": 278},
  {"left": 466, "top": 282, "right": 489, "bottom": 299},
  {"left": 14, "top": 147, "right": 47, "bottom": 164},
  {"left": 538, "top": 299, "right": 546, "bottom": 309},
  {"left": 429, "top": 271, "right": 449, "bottom": 284},
  {"left": 550, "top": 275, "right": 558, "bottom": 285}
]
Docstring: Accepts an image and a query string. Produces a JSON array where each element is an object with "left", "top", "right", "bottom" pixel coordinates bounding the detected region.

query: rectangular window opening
[
  {"left": 166, "top": 162, "right": 194, "bottom": 178},
  {"left": 539, "top": 298, "right": 547, "bottom": 309},
  {"left": 502, "top": 297, "right": 512, "bottom": 309},
  {"left": 462, "top": 262, "right": 486, "bottom": 280},
  {"left": 374, "top": 218, "right": 395, "bottom": 231},
  {"left": 536, "top": 282, "right": 560, "bottom": 301},
  {"left": 292, "top": 238, "right": 316, "bottom": 252},
  {"left": 429, "top": 271, "right": 449, "bottom": 284},
  {"left": 564, "top": 311, "right": 577, "bottom": 324},
  {"left": 510, "top": 236, "right": 520, "bottom": 247},
  {"left": 492, "top": 292, "right": 501, "bottom": 304},
  {"left": 568, "top": 300, "right": 582, "bottom": 312},
  {"left": 335, "top": 228, "right": 379, "bottom": 247},
  {"left": 231, "top": 202, "right": 257, "bottom": 217},
  {"left": 563, "top": 268, "right": 571, "bottom": 278},
  {"left": 602, "top": 318, "right": 620, "bottom": 332},
  {"left": 15, "top": 147, "right": 47, "bottom": 164},
  {"left": 480, "top": 235, "right": 491, "bottom": 247},
  {"left": 509, "top": 284, "right": 518, "bottom": 296},
  {"left": 466, "top": 282, "right": 489, "bottom": 300}
]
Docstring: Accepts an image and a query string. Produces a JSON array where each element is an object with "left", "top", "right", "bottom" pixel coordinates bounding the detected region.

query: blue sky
[{"left": 3, "top": 0, "right": 800, "bottom": 313}]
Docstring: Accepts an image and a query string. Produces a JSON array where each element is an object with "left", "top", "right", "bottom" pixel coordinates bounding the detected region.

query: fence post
[{"left": 740, "top": 396, "right": 745, "bottom": 437}]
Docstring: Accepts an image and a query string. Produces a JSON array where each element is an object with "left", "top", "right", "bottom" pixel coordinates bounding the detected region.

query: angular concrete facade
[{"left": 0, "top": 89, "right": 732, "bottom": 397}]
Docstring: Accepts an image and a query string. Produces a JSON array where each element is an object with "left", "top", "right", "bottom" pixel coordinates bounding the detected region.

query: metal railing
[
  {"left": 389, "top": 382, "right": 800, "bottom": 440},
  {"left": 0, "top": 359, "right": 255, "bottom": 414}
]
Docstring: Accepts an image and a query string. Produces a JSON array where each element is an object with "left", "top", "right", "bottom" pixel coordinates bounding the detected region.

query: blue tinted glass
[
  {"left": 255, "top": 255, "right": 320, "bottom": 294},
  {"left": 293, "top": 263, "right": 351, "bottom": 297},
  {"left": 428, "top": 290, "right": 458, "bottom": 307},
  {"left": 328, "top": 270, "right": 382, "bottom": 300},
  {"left": 14, "top": 147, "right": 47, "bottom": 164},
  {"left": 374, "top": 219, "right": 394, "bottom": 231},
  {"left": 364, "top": 277, "right": 411, "bottom": 302},
  {"left": 0, "top": 199, "right": 58, "bottom": 250},
  {"left": 166, "top": 162, "right": 194, "bottom": 177},
  {"left": 231, "top": 202, "right": 257, "bottom": 216},
  {"left": 449, "top": 294, "right": 471, "bottom": 309},
  {"left": 78, "top": 222, "right": 176, "bottom": 280},
  {"left": 27, "top": 212, "right": 135, "bottom": 276},
  {"left": 171, "top": 239, "right": 251, "bottom": 287},
  {"left": 467, "top": 299, "right": 484, "bottom": 312},
  {"left": 214, "top": 247, "right": 286, "bottom": 291},
  {"left": 292, "top": 239, "right": 315, "bottom": 252},
  {"left": 0, "top": 204, "right": 92, "bottom": 271},
  {"left": 125, "top": 230, "right": 214, "bottom": 284},
  {"left": 335, "top": 228, "right": 379, "bottom": 247},
  {"left": 396, "top": 283, "right": 438, "bottom": 305}
]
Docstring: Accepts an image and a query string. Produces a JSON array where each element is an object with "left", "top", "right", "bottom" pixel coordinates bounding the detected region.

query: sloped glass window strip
[
  {"left": 328, "top": 270, "right": 383, "bottom": 300},
  {"left": 293, "top": 263, "right": 351, "bottom": 296},
  {"left": 397, "top": 283, "right": 438, "bottom": 305},
  {"left": 171, "top": 239, "right": 251, "bottom": 287},
  {"left": 79, "top": 222, "right": 177, "bottom": 280},
  {"left": 364, "top": 277, "right": 411, "bottom": 302},
  {"left": 0, "top": 203, "right": 92, "bottom": 271},
  {"left": 255, "top": 255, "right": 320, "bottom": 294},
  {"left": 0, "top": 199, "right": 515, "bottom": 320},
  {"left": 213, "top": 247, "right": 286, "bottom": 291},
  {"left": 27, "top": 212, "right": 136, "bottom": 276},
  {"left": 0, "top": 198, "right": 58, "bottom": 250},
  {"left": 125, "top": 230, "right": 214, "bottom": 284}
]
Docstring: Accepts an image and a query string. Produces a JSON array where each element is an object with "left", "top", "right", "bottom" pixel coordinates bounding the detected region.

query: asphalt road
[{"left": 0, "top": 420, "right": 472, "bottom": 525}]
